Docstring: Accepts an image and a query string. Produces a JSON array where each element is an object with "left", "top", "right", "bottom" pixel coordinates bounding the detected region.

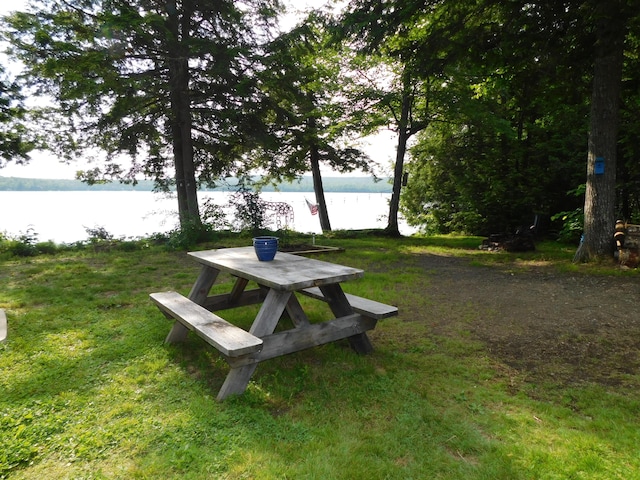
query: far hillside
[{"left": 0, "top": 176, "right": 392, "bottom": 193}]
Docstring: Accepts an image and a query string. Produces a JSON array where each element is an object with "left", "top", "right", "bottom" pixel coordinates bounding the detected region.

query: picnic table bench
[
  {"left": 150, "top": 291, "right": 263, "bottom": 357},
  {"left": 150, "top": 246, "right": 398, "bottom": 400},
  {"left": 298, "top": 286, "right": 399, "bottom": 319}
]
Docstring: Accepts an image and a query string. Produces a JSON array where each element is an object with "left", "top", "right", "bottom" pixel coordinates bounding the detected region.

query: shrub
[
  {"left": 163, "top": 220, "right": 218, "bottom": 250},
  {"left": 201, "top": 198, "right": 230, "bottom": 230},
  {"left": 36, "top": 241, "right": 59, "bottom": 255},
  {"left": 84, "top": 225, "right": 113, "bottom": 242},
  {"left": 229, "top": 189, "right": 266, "bottom": 235},
  {"left": 551, "top": 208, "right": 583, "bottom": 243},
  {"left": 6, "top": 228, "right": 40, "bottom": 257}
]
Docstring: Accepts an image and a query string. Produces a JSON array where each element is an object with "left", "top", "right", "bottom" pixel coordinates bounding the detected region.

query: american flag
[{"left": 305, "top": 198, "right": 318, "bottom": 215}]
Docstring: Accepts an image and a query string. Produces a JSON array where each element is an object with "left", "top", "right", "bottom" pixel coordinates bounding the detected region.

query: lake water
[{"left": 0, "top": 191, "right": 416, "bottom": 243}]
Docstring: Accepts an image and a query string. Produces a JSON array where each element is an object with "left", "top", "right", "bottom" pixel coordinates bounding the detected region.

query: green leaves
[
  {"left": 2, "top": 0, "right": 279, "bottom": 183},
  {"left": 0, "top": 62, "right": 33, "bottom": 163}
]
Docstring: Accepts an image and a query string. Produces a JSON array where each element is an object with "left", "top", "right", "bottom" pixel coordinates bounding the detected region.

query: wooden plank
[
  {"left": 319, "top": 284, "right": 374, "bottom": 354},
  {"left": 165, "top": 266, "right": 220, "bottom": 343},
  {"left": 299, "top": 287, "right": 398, "bottom": 319},
  {"left": 217, "top": 364, "right": 259, "bottom": 401},
  {"left": 0, "top": 309, "right": 6, "bottom": 343},
  {"left": 188, "top": 265, "right": 220, "bottom": 301},
  {"left": 150, "top": 291, "right": 263, "bottom": 357},
  {"left": 227, "top": 314, "right": 377, "bottom": 367},
  {"left": 285, "top": 294, "right": 311, "bottom": 328},
  {"left": 202, "top": 288, "right": 265, "bottom": 311},
  {"left": 229, "top": 277, "right": 250, "bottom": 302},
  {"left": 249, "top": 289, "right": 292, "bottom": 337},
  {"left": 213, "top": 279, "right": 293, "bottom": 401}
]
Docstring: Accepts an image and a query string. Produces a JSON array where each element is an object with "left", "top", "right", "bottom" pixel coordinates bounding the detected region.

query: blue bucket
[{"left": 253, "top": 236, "right": 279, "bottom": 261}]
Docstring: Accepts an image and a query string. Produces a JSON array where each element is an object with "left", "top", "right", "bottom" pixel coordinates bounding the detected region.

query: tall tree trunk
[
  {"left": 310, "top": 143, "right": 331, "bottom": 232},
  {"left": 166, "top": 0, "right": 200, "bottom": 229},
  {"left": 178, "top": 82, "right": 200, "bottom": 227},
  {"left": 306, "top": 102, "right": 331, "bottom": 232},
  {"left": 171, "top": 120, "right": 189, "bottom": 221},
  {"left": 574, "top": 1, "right": 625, "bottom": 262},
  {"left": 386, "top": 83, "right": 411, "bottom": 237}
]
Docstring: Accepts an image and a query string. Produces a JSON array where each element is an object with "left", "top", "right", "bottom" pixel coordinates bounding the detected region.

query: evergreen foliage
[{"left": 0, "top": 65, "right": 33, "bottom": 163}]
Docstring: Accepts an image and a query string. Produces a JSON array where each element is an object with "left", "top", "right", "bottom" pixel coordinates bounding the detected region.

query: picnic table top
[{"left": 188, "top": 246, "right": 364, "bottom": 291}]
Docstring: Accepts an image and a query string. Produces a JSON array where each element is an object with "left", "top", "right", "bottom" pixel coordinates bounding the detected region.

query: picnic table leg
[
  {"left": 229, "top": 277, "right": 249, "bottom": 303},
  {"left": 216, "top": 288, "right": 292, "bottom": 400},
  {"left": 319, "top": 284, "right": 374, "bottom": 354},
  {"left": 217, "top": 364, "right": 259, "bottom": 400},
  {"left": 286, "top": 294, "right": 311, "bottom": 328},
  {"left": 188, "top": 265, "right": 220, "bottom": 302},
  {"left": 165, "top": 266, "right": 220, "bottom": 343}
]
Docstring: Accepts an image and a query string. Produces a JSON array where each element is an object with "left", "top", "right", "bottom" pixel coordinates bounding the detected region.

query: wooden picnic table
[{"left": 150, "top": 246, "right": 398, "bottom": 400}]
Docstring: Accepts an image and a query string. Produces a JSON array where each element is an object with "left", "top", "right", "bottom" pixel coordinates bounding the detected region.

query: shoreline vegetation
[{"left": 0, "top": 175, "right": 392, "bottom": 193}]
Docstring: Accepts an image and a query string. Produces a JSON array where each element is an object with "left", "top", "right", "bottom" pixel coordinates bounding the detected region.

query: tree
[
  {"left": 2, "top": 0, "right": 280, "bottom": 229},
  {"left": 0, "top": 65, "right": 33, "bottom": 164},
  {"left": 574, "top": 0, "right": 628, "bottom": 262},
  {"left": 250, "top": 14, "right": 373, "bottom": 232},
  {"left": 338, "top": 0, "right": 485, "bottom": 236},
  {"left": 338, "top": 0, "right": 638, "bottom": 243},
  {"left": 385, "top": 64, "right": 427, "bottom": 236},
  {"left": 617, "top": 24, "right": 640, "bottom": 222},
  {"left": 401, "top": 0, "right": 592, "bottom": 235}
]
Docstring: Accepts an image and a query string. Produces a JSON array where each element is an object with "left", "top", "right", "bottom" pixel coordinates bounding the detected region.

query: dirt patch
[{"left": 395, "top": 253, "right": 640, "bottom": 391}]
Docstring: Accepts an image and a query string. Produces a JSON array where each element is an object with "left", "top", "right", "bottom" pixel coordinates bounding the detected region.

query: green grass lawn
[{"left": 1, "top": 234, "right": 639, "bottom": 479}]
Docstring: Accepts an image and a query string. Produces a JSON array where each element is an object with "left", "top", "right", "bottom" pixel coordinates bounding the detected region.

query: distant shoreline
[{"left": 0, "top": 175, "right": 392, "bottom": 193}]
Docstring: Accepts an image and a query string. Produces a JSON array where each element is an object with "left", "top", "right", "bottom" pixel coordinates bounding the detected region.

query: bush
[
  {"left": 551, "top": 208, "right": 583, "bottom": 243},
  {"left": 163, "top": 221, "right": 217, "bottom": 250},
  {"left": 84, "top": 225, "right": 114, "bottom": 242},
  {"left": 201, "top": 198, "right": 230, "bottom": 230},
  {"left": 124, "top": 241, "right": 141, "bottom": 251},
  {"left": 4, "top": 228, "right": 40, "bottom": 257},
  {"left": 36, "top": 241, "right": 59, "bottom": 255},
  {"left": 229, "top": 189, "right": 266, "bottom": 234}
]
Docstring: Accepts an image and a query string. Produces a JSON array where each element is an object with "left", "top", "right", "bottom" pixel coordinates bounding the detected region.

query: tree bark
[
  {"left": 306, "top": 100, "right": 331, "bottom": 232},
  {"left": 310, "top": 143, "right": 332, "bottom": 232},
  {"left": 386, "top": 79, "right": 411, "bottom": 237},
  {"left": 574, "top": 1, "right": 625, "bottom": 262},
  {"left": 166, "top": 0, "right": 200, "bottom": 229}
]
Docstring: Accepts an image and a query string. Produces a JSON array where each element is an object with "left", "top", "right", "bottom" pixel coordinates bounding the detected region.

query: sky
[{"left": 0, "top": 0, "right": 394, "bottom": 180}]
